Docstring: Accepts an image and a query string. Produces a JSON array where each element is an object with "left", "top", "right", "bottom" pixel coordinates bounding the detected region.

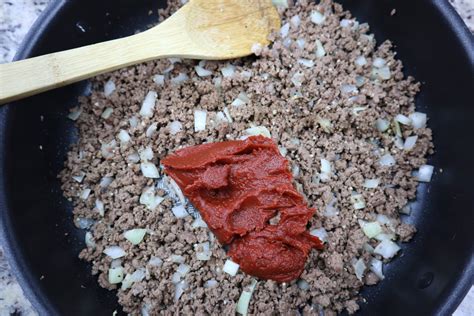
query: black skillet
[{"left": 0, "top": 0, "right": 473, "bottom": 315}]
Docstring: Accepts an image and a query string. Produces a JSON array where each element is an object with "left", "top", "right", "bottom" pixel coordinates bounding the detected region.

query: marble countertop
[{"left": 0, "top": 0, "right": 472, "bottom": 315}]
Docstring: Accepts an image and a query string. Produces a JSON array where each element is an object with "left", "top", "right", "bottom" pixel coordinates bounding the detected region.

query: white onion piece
[
  {"left": 355, "top": 76, "right": 366, "bottom": 87},
  {"left": 101, "top": 107, "right": 113, "bottom": 119},
  {"left": 310, "top": 10, "right": 325, "bottom": 24},
  {"left": 409, "top": 112, "right": 427, "bottom": 129},
  {"left": 320, "top": 158, "right": 332, "bottom": 175},
  {"left": 110, "top": 259, "right": 122, "bottom": 269},
  {"left": 118, "top": 130, "right": 131, "bottom": 143},
  {"left": 374, "top": 240, "right": 401, "bottom": 259},
  {"left": 296, "top": 38, "right": 306, "bottom": 49},
  {"left": 163, "top": 65, "right": 174, "bottom": 74},
  {"left": 243, "top": 126, "right": 271, "bottom": 138},
  {"left": 172, "top": 271, "right": 183, "bottom": 284},
  {"left": 323, "top": 197, "right": 339, "bottom": 217},
  {"left": 140, "top": 187, "right": 164, "bottom": 210},
  {"left": 223, "top": 259, "right": 239, "bottom": 276},
  {"left": 169, "top": 121, "right": 183, "bottom": 135},
  {"left": 101, "top": 140, "right": 117, "bottom": 159},
  {"left": 108, "top": 267, "right": 124, "bottom": 284},
  {"left": 417, "top": 164, "right": 434, "bottom": 182},
  {"left": 195, "top": 65, "right": 212, "bottom": 77},
  {"left": 315, "top": 40, "right": 326, "bottom": 58},
  {"left": 95, "top": 199, "right": 105, "bottom": 216},
  {"left": 216, "top": 112, "right": 228, "bottom": 124},
  {"left": 352, "top": 107, "right": 367, "bottom": 115},
  {"left": 370, "top": 258, "right": 384, "bottom": 279},
  {"left": 140, "top": 91, "right": 158, "bottom": 118},
  {"left": 129, "top": 116, "right": 139, "bottom": 128},
  {"left": 251, "top": 43, "right": 263, "bottom": 55},
  {"left": 231, "top": 98, "right": 246, "bottom": 107},
  {"left": 297, "top": 58, "right": 315, "bottom": 68},
  {"left": 373, "top": 57, "right": 386, "bottom": 68},
  {"left": 99, "top": 176, "right": 113, "bottom": 188},
  {"left": 291, "top": 72, "right": 304, "bottom": 87},
  {"left": 297, "top": 279, "right": 310, "bottom": 290},
  {"left": 174, "top": 280, "right": 188, "bottom": 301},
  {"left": 67, "top": 107, "right": 82, "bottom": 121},
  {"left": 375, "top": 214, "right": 392, "bottom": 226},
  {"left": 145, "top": 123, "right": 157, "bottom": 138},
  {"left": 139, "top": 147, "right": 154, "bottom": 162},
  {"left": 80, "top": 188, "right": 91, "bottom": 200},
  {"left": 375, "top": 118, "right": 390, "bottom": 132},
  {"left": 394, "top": 136, "right": 404, "bottom": 150},
  {"left": 172, "top": 205, "right": 189, "bottom": 218},
  {"left": 121, "top": 268, "right": 146, "bottom": 290},
  {"left": 168, "top": 58, "right": 181, "bottom": 64},
  {"left": 400, "top": 204, "right": 412, "bottom": 215},
  {"left": 104, "top": 246, "right": 126, "bottom": 259},
  {"left": 352, "top": 258, "right": 366, "bottom": 281},
  {"left": 272, "top": 0, "right": 288, "bottom": 8},
  {"left": 310, "top": 228, "right": 328, "bottom": 243},
  {"left": 177, "top": 263, "right": 190, "bottom": 277},
  {"left": 221, "top": 64, "right": 235, "bottom": 78},
  {"left": 395, "top": 114, "right": 412, "bottom": 125},
  {"left": 280, "top": 22, "right": 290, "bottom": 38},
  {"left": 340, "top": 84, "right": 358, "bottom": 94},
  {"left": 358, "top": 220, "right": 382, "bottom": 238},
  {"left": 148, "top": 256, "right": 163, "bottom": 267},
  {"left": 72, "top": 171, "right": 85, "bottom": 183},
  {"left": 127, "top": 152, "right": 140, "bottom": 164},
  {"left": 236, "top": 279, "right": 258, "bottom": 316},
  {"left": 363, "top": 243, "right": 375, "bottom": 254},
  {"left": 153, "top": 74, "right": 165, "bottom": 86},
  {"left": 240, "top": 70, "right": 252, "bottom": 79},
  {"left": 192, "top": 217, "right": 208, "bottom": 228},
  {"left": 124, "top": 229, "right": 147, "bottom": 245},
  {"left": 351, "top": 194, "right": 366, "bottom": 210},
  {"left": 340, "top": 19, "right": 352, "bottom": 28},
  {"left": 355, "top": 56, "right": 367, "bottom": 66},
  {"left": 374, "top": 233, "right": 396, "bottom": 241},
  {"left": 104, "top": 80, "right": 116, "bottom": 97},
  {"left": 379, "top": 154, "right": 396, "bottom": 167},
  {"left": 290, "top": 15, "right": 301, "bottom": 28},
  {"left": 404, "top": 136, "right": 418, "bottom": 150},
  {"left": 168, "top": 255, "right": 185, "bottom": 264},
  {"left": 194, "top": 110, "right": 207, "bottom": 132},
  {"left": 204, "top": 279, "right": 218, "bottom": 288},
  {"left": 85, "top": 232, "right": 95, "bottom": 248},
  {"left": 76, "top": 217, "right": 94, "bottom": 229},
  {"left": 373, "top": 66, "right": 391, "bottom": 80},
  {"left": 171, "top": 73, "right": 189, "bottom": 85},
  {"left": 141, "top": 162, "right": 160, "bottom": 178},
  {"left": 195, "top": 242, "right": 211, "bottom": 261},
  {"left": 363, "top": 178, "right": 380, "bottom": 188}
]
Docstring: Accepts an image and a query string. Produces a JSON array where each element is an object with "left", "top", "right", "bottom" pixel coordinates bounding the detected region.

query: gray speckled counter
[{"left": 0, "top": 0, "right": 472, "bottom": 315}]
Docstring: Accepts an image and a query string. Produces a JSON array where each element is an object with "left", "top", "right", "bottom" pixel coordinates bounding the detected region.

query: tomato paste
[{"left": 162, "top": 135, "right": 323, "bottom": 282}]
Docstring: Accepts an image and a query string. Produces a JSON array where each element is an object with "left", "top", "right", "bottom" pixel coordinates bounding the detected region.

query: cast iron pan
[{"left": 0, "top": 0, "right": 473, "bottom": 315}]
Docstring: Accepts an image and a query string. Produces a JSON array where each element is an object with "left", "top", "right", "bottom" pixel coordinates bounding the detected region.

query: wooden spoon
[{"left": 0, "top": 0, "right": 280, "bottom": 105}]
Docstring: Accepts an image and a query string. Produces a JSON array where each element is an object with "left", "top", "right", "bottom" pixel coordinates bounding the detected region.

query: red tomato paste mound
[{"left": 162, "top": 136, "right": 323, "bottom": 282}]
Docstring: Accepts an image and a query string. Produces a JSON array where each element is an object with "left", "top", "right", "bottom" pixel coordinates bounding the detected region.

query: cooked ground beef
[{"left": 59, "top": 0, "right": 433, "bottom": 314}]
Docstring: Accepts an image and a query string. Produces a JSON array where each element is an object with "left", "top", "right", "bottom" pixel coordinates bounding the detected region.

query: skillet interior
[{"left": 0, "top": 0, "right": 472, "bottom": 315}]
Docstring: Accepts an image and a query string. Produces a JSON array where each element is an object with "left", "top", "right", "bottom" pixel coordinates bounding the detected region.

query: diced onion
[
  {"left": 370, "top": 258, "right": 384, "bottom": 279},
  {"left": 320, "top": 158, "right": 332, "bottom": 175},
  {"left": 121, "top": 268, "right": 146, "bottom": 290},
  {"left": 194, "top": 110, "right": 207, "bottom": 132},
  {"left": 101, "top": 107, "right": 114, "bottom": 119},
  {"left": 129, "top": 116, "right": 139, "bottom": 128},
  {"left": 355, "top": 76, "right": 366, "bottom": 87},
  {"left": 223, "top": 259, "right": 239, "bottom": 276},
  {"left": 177, "top": 263, "right": 191, "bottom": 277},
  {"left": 404, "top": 136, "right": 418, "bottom": 150},
  {"left": 297, "top": 279, "right": 310, "bottom": 290},
  {"left": 374, "top": 233, "right": 396, "bottom": 241},
  {"left": 395, "top": 114, "right": 411, "bottom": 125},
  {"left": 375, "top": 118, "right": 390, "bottom": 132},
  {"left": 379, "top": 154, "right": 396, "bottom": 167},
  {"left": 243, "top": 126, "right": 271, "bottom": 138},
  {"left": 171, "top": 73, "right": 189, "bottom": 85},
  {"left": 192, "top": 217, "right": 208, "bottom": 228},
  {"left": 340, "top": 84, "right": 358, "bottom": 94},
  {"left": 168, "top": 58, "right": 181, "bottom": 64},
  {"left": 104, "top": 246, "right": 126, "bottom": 259},
  {"left": 351, "top": 194, "right": 366, "bottom": 210},
  {"left": 363, "top": 243, "right": 375, "bottom": 253},
  {"left": 101, "top": 140, "right": 117, "bottom": 159},
  {"left": 363, "top": 178, "right": 380, "bottom": 188},
  {"left": 75, "top": 217, "right": 94, "bottom": 229},
  {"left": 374, "top": 239, "right": 401, "bottom": 259},
  {"left": 163, "top": 65, "right": 174, "bottom": 74},
  {"left": 310, "top": 10, "right": 325, "bottom": 24},
  {"left": 291, "top": 72, "right": 304, "bottom": 87},
  {"left": 174, "top": 280, "right": 188, "bottom": 301},
  {"left": 72, "top": 171, "right": 85, "bottom": 183},
  {"left": 236, "top": 279, "right": 258, "bottom": 316},
  {"left": 140, "top": 91, "right": 158, "bottom": 118},
  {"left": 146, "top": 123, "right": 158, "bottom": 138},
  {"left": 168, "top": 255, "right": 185, "bottom": 264},
  {"left": 409, "top": 112, "right": 427, "bottom": 129},
  {"left": 195, "top": 242, "right": 211, "bottom": 261},
  {"left": 358, "top": 220, "right": 382, "bottom": 238},
  {"left": 310, "top": 228, "right": 328, "bottom": 243},
  {"left": 99, "top": 176, "right": 113, "bottom": 188},
  {"left": 290, "top": 15, "right": 301, "bottom": 28},
  {"left": 124, "top": 229, "right": 147, "bottom": 245},
  {"left": 67, "top": 107, "right": 82, "bottom": 121},
  {"left": 251, "top": 43, "right": 263, "bottom": 55},
  {"left": 340, "top": 19, "right": 352, "bottom": 28},
  {"left": 355, "top": 56, "right": 367, "bottom": 66},
  {"left": 108, "top": 267, "right": 124, "bottom": 284},
  {"left": 223, "top": 107, "right": 233, "bottom": 123},
  {"left": 195, "top": 65, "right": 212, "bottom": 77},
  {"left": 172, "top": 205, "right": 189, "bottom": 218},
  {"left": 352, "top": 258, "right": 366, "bottom": 281},
  {"left": 394, "top": 136, "right": 404, "bottom": 149},
  {"left": 85, "top": 232, "right": 95, "bottom": 248},
  {"left": 221, "top": 64, "right": 235, "bottom": 78},
  {"left": 400, "top": 204, "right": 412, "bottom": 215},
  {"left": 315, "top": 40, "right": 326, "bottom": 58},
  {"left": 169, "top": 121, "right": 183, "bottom": 135},
  {"left": 272, "top": 0, "right": 288, "bottom": 8},
  {"left": 240, "top": 71, "right": 252, "bottom": 79},
  {"left": 141, "top": 162, "right": 159, "bottom": 178},
  {"left": 139, "top": 147, "right": 154, "bottom": 162},
  {"left": 127, "top": 152, "right": 140, "bottom": 163},
  {"left": 118, "top": 130, "right": 131, "bottom": 143},
  {"left": 298, "top": 58, "right": 315, "bottom": 68},
  {"left": 80, "top": 188, "right": 91, "bottom": 200},
  {"left": 204, "top": 279, "right": 218, "bottom": 288},
  {"left": 153, "top": 74, "right": 165, "bottom": 86},
  {"left": 95, "top": 199, "right": 105, "bottom": 216},
  {"left": 148, "top": 256, "right": 163, "bottom": 267},
  {"left": 280, "top": 22, "right": 290, "bottom": 38},
  {"left": 372, "top": 57, "right": 386, "bottom": 68},
  {"left": 417, "top": 164, "right": 434, "bottom": 182},
  {"left": 140, "top": 187, "right": 164, "bottom": 210},
  {"left": 296, "top": 38, "right": 306, "bottom": 49},
  {"left": 104, "top": 80, "right": 116, "bottom": 97},
  {"left": 373, "top": 66, "right": 391, "bottom": 80},
  {"left": 323, "top": 197, "right": 339, "bottom": 217}
]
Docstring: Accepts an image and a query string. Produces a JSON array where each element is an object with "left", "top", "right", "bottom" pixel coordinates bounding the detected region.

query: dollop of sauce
[{"left": 162, "top": 136, "right": 323, "bottom": 282}]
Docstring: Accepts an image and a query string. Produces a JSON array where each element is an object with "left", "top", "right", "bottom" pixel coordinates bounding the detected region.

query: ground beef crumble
[{"left": 59, "top": 0, "right": 434, "bottom": 314}]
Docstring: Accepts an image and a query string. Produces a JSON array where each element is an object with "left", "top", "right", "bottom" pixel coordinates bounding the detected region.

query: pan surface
[{"left": 0, "top": 0, "right": 473, "bottom": 315}]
